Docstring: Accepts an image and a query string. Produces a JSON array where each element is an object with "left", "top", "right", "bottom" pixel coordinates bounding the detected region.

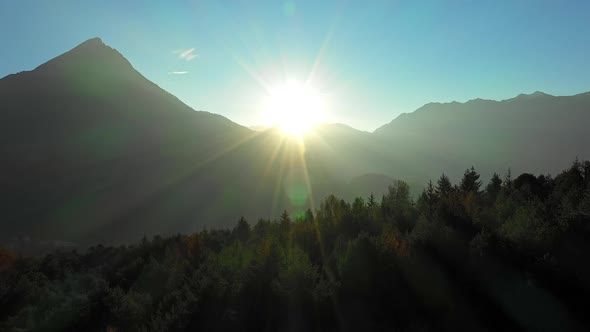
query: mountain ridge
[
  {"left": 376, "top": 89, "right": 590, "bottom": 133},
  {"left": 1, "top": 37, "right": 589, "bottom": 245},
  {"left": 3, "top": 37, "right": 589, "bottom": 136}
]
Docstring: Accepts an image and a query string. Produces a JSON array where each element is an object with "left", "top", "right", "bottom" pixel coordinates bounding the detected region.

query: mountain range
[{"left": 1, "top": 38, "right": 589, "bottom": 245}]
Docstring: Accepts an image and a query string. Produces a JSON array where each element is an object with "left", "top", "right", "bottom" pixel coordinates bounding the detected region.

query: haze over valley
[{"left": 2, "top": 2, "right": 590, "bottom": 331}]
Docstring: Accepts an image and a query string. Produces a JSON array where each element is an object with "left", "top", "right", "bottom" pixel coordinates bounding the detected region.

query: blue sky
[{"left": 1, "top": 0, "right": 590, "bottom": 131}]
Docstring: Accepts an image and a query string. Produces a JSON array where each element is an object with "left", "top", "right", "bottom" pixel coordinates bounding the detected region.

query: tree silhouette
[
  {"left": 485, "top": 172, "right": 502, "bottom": 201},
  {"left": 233, "top": 216, "right": 251, "bottom": 242},
  {"left": 367, "top": 193, "right": 377, "bottom": 208},
  {"left": 460, "top": 166, "right": 482, "bottom": 193},
  {"left": 418, "top": 180, "right": 438, "bottom": 218},
  {"left": 280, "top": 210, "right": 291, "bottom": 226},
  {"left": 503, "top": 168, "right": 513, "bottom": 191},
  {"left": 436, "top": 173, "right": 453, "bottom": 197}
]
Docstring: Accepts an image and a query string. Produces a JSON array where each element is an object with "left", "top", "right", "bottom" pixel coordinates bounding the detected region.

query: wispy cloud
[
  {"left": 168, "top": 71, "right": 189, "bottom": 75},
  {"left": 174, "top": 48, "right": 197, "bottom": 61}
]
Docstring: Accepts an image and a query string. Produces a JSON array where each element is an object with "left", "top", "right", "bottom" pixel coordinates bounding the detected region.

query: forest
[{"left": 1, "top": 160, "right": 590, "bottom": 331}]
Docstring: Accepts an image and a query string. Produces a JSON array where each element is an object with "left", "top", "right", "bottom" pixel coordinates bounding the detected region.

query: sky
[{"left": 1, "top": 0, "right": 590, "bottom": 131}]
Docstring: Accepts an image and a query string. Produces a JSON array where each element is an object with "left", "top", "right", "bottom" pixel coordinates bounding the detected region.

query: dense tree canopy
[{"left": 1, "top": 161, "right": 590, "bottom": 331}]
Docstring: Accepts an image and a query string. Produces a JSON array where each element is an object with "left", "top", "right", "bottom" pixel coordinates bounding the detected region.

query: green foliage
[
  {"left": 275, "top": 246, "right": 317, "bottom": 295},
  {"left": 2, "top": 160, "right": 590, "bottom": 331},
  {"left": 460, "top": 166, "right": 483, "bottom": 194},
  {"left": 501, "top": 200, "right": 548, "bottom": 248},
  {"left": 105, "top": 287, "right": 152, "bottom": 330},
  {"left": 216, "top": 241, "right": 254, "bottom": 274}
]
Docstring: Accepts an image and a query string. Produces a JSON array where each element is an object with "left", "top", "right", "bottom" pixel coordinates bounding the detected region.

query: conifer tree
[
  {"left": 486, "top": 172, "right": 503, "bottom": 200},
  {"left": 436, "top": 173, "right": 453, "bottom": 197},
  {"left": 503, "top": 168, "right": 513, "bottom": 191},
  {"left": 460, "top": 166, "right": 482, "bottom": 193},
  {"left": 368, "top": 193, "right": 377, "bottom": 208},
  {"left": 280, "top": 210, "right": 291, "bottom": 228}
]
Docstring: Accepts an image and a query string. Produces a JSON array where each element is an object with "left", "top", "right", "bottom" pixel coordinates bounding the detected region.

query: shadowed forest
[{"left": 2, "top": 160, "right": 590, "bottom": 331}]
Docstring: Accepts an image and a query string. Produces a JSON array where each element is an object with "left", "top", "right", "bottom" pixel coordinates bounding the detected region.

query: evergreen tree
[
  {"left": 382, "top": 180, "right": 416, "bottom": 232},
  {"left": 280, "top": 210, "right": 291, "bottom": 228},
  {"left": 503, "top": 168, "right": 513, "bottom": 191},
  {"left": 418, "top": 180, "right": 438, "bottom": 218},
  {"left": 233, "top": 217, "right": 251, "bottom": 242},
  {"left": 367, "top": 193, "right": 377, "bottom": 208},
  {"left": 460, "top": 166, "right": 482, "bottom": 193},
  {"left": 352, "top": 197, "right": 366, "bottom": 214},
  {"left": 436, "top": 173, "right": 453, "bottom": 197},
  {"left": 279, "top": 210, "right": 292, "bottom": 243},
  {"left": 485, "top": 172, "right": 502, "bottom": 200}
]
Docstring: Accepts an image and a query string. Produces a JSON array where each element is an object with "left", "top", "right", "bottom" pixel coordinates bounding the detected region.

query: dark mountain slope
[{"left": 0, "top": 38, "right": 264, "bottom": 243}]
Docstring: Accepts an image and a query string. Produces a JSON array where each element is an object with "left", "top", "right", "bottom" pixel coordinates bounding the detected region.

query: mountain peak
[
  {"left": 33, "top": 37, "right": 136, "bottom": 79},
  {"left": 531, "top": 91, "right": 547, "bottom": 96},
  {"left": 513, "top": 91, "right": 552, "bottom": 100},
  {"left": 78, "top": 37, "right": 105, "bottom": 47},
  {"left": 68, "top": 37, "right": 108, "bottom": 53}
]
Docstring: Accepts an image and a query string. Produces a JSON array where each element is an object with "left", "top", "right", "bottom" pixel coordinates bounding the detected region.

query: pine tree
[
  {"left": 419, "top": 180, "right": 438, "bottom": 217},
  {"left": 368, "top": 193, "right": 377, "bottom": 208},
  {"left": 279, "top": 210, "right": 292, "bottom": 242},
  {"left": 460, "top": 166, "right": 482, "bottom": 193},
  {"left": 485, "top": 172, "right": 503, "bottom": 200},
  {"left": 234, "top": 216, "right": 250, "bottom": 242},
  {"left": 280, "top": 210, "right": 291, "bottom": 228},
  {"left": 436, "top": 173, "right": 453, "bottom": 197},
  {"left": 503, "top": 168, "right": 513, "bottom": 190}
]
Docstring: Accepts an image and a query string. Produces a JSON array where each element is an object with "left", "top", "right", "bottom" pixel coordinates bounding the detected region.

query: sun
[{"left": 264, "top": 79, "right": 325, "bottom": 136}]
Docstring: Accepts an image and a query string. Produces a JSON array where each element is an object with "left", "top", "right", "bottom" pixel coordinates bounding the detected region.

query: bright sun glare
[{"left": 264, "top": 79, "right": 325, "bottom": 136}]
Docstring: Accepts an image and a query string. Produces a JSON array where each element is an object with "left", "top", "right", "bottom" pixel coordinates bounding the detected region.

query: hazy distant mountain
[{"left": 373, "top": 91, "right": 590, "bottom": 183}]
